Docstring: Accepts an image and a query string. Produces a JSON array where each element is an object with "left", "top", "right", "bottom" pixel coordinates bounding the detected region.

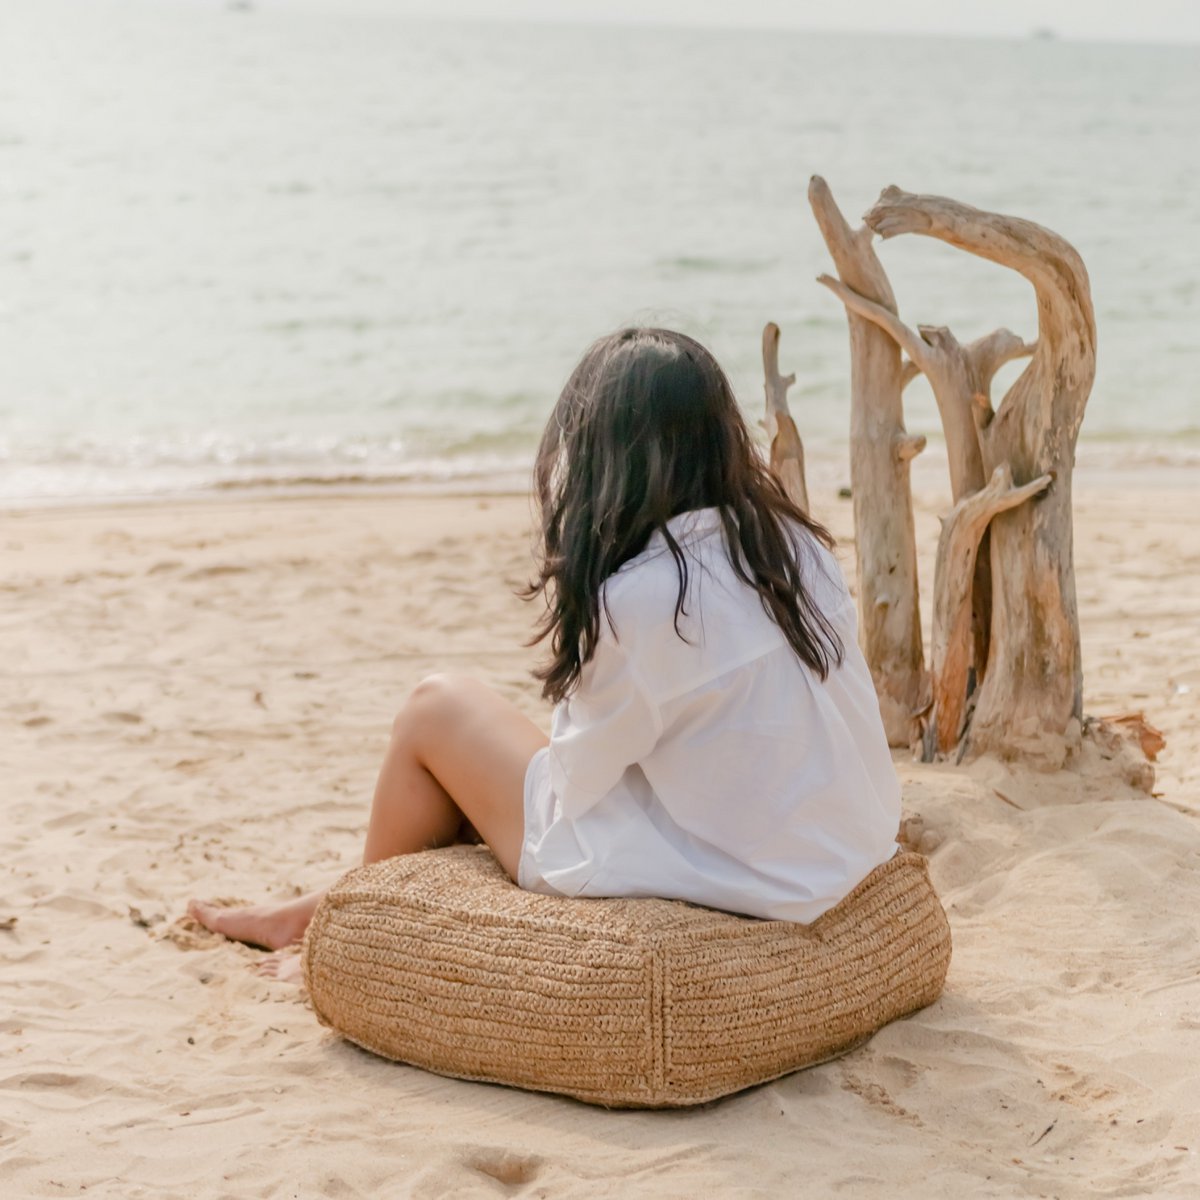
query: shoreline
[{"left": 4, "top": 441, "right": 1198, "bottom": 516}]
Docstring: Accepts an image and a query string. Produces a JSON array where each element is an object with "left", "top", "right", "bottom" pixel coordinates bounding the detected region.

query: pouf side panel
[
  {"left": 655, "top": 853, "right": 952, "bottom": 1104},
  {"left": 303, "top": 895, "right": 663, "bottom": 1106}
]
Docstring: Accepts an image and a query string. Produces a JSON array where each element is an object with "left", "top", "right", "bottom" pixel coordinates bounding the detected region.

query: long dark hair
[{"left": 524, "top": 327, "right": 843, "bottom": 703}]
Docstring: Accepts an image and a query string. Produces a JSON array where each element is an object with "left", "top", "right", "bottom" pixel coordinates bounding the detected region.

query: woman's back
[{"left": 519, "top": 507, "right": 902, "bottom": 922}]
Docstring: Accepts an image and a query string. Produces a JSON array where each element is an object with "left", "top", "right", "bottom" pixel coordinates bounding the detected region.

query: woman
[{"left": 189, "top": 328, "right": 900, "bottom": 977}]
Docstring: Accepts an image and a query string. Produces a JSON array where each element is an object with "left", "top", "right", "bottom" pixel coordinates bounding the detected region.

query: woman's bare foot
[
  {"left": 186, "top": 889, "right": 325, "bottom": 951},
  {"left": 256, "top": 951, "right": 304, "bottom": 984}
]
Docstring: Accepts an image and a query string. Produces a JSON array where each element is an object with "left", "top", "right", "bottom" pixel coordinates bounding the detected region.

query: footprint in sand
[
  {"left": 897, "top": 814, "right": 943, "bottom": 855},
  {"left": 464, "top": 1150, "right": 544, "bottom": 1190},
  {"left": 102, "top": 711, "right": 144, "bottom": 725},
  {"left": 184, "top": 564, "right": 251, "bottom": 581},
  {"left": 839, "top": 1071, "right": 923, "bottom": 1127}
]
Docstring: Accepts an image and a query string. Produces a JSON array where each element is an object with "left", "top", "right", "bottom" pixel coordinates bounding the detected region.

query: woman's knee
[{"left": 392, "top": 672, "right": 474, "bottom": 739}]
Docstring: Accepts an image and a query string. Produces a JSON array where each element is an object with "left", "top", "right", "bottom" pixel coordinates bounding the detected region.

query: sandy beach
[{"left": 2, "top": 468, "right": 1198, "bottom": 1198}]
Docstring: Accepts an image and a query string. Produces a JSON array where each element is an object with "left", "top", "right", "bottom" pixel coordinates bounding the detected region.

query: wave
[{"left": 0, "top": 430, "right": 539, "bottom": 505}]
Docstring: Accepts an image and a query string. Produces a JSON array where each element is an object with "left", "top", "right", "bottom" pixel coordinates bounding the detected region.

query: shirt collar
[{"left": 662, "top": 507, "right": 723, "bottom": 540}]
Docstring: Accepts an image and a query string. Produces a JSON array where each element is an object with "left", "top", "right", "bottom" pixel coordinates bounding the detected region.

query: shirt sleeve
[{"left": 546, "top": 616, "right": 662, "bottom": 821}]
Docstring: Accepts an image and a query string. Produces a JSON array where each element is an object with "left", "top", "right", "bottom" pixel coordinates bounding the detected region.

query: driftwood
[
  {"left": 761, "top": 322, "right": 809, "bottom": 513},
  {"left": 767, "top": 180, "right": 1098, "bottom": 767},
  {"left": 808, "top": 176, "right": 926, "bottom": 747},
  {"left": 864, "top": 187, "right": 1097, "bottom": 766}
]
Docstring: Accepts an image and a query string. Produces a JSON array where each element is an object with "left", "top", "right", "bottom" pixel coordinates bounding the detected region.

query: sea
[{"left": 2, "top": 0, "right": 1198, "bottom": 505}]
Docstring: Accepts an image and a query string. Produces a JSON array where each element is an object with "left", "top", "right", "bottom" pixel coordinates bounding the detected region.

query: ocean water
[{"left": 1, "top": 0, "right": 1198, "bottom": 503}]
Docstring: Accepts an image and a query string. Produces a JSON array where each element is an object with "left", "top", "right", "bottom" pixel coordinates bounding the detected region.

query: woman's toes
[{"left": 187, "top": 899, "right": 224, "bottom": 931}]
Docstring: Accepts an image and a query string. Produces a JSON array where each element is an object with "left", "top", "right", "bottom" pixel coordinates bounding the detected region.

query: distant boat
[{"left": 1030, "top": 27, "right": 1058, "bottom": 41}]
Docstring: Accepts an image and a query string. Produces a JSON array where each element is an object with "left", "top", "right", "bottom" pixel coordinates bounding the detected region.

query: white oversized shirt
[{"left": 518, "top": 507, "right": 901, "bottom": 923}]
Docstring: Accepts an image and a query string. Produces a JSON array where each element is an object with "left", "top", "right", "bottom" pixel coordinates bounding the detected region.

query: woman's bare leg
[{"left": 187, "top": 674, "right": 547, "bottom": 951}]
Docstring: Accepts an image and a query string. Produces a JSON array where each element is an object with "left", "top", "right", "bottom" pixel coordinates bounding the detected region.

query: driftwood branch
[
  {"left": 809, "top": 176, "right": 926, "bottom": 746},
  {"left": 865, "top": 186, "right": 1094, "bottom": 330},
  {"left": 761, "top": 322, "right": 809, "bottom": 513},
  {"left": 966, "top": 328, "right": 1036, "bottom": 395},
  {"left": 926, "top": 465, "right": 1053, "bottom": 759},
  {"left": 811, "top": 179, "right": 897, "bottom": 308},
  {"left": 816, "top": 274, "right": 935, "bottom": 374}
]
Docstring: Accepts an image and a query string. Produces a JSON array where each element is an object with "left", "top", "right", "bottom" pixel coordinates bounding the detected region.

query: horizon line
[{"left": 379, "top": 10, "right": 1200, "bottom": 51}]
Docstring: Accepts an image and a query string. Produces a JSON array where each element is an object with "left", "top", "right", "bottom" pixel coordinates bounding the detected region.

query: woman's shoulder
[{"left": 601, "top": 531, "right": 700, "bottom": 633}]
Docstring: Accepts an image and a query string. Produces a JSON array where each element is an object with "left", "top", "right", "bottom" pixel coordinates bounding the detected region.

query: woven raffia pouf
[{"left": 301, "top": 845, "right": 951, "bottom": 1108}]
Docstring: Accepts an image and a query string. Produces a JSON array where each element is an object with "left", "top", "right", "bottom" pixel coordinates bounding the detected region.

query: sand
[{"left": 2, "top": 468, "right": 1198, "bottom": 1199}]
